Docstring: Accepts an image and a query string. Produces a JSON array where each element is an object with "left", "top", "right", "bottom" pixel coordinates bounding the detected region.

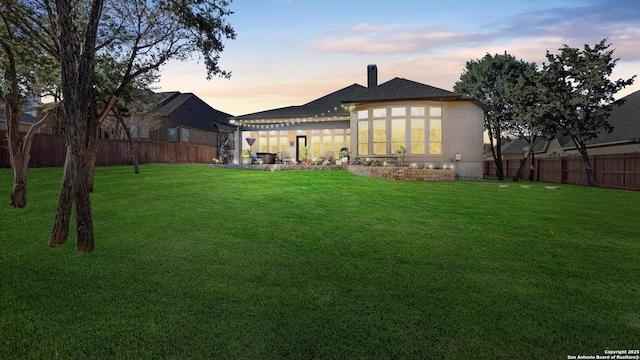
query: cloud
[
  {"left": 313, "top": 0, "right": 640, "bottom": 61},
  {"left": 314, "top": 24, "right": 492, "bottom": 55}
]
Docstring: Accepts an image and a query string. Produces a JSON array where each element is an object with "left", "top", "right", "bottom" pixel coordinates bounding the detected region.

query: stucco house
[
  {"left": 231, "top": 65, "right": 488, "bottom": 179},
  {"left": 497, "top": 89, "right": 640, "bottom": 160}
]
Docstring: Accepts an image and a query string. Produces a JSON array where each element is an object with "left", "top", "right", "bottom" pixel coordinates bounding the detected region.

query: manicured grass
[{"left": 1, "top": 164, "right": 639, "bottom": 359}]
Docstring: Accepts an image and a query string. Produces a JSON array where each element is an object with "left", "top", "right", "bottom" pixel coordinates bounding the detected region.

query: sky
[{"left": 156, "top": 0, "right": 640, "bottom": 117}]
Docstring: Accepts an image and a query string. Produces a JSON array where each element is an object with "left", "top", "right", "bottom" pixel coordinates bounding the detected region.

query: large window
[
  {"left": 279, "top": 136, "right": 288, "bottom": 153},
  {"left": 410, "top": 119, "right": 425, "bottom": 154},
  {"left": 356, "top": 104, "right": 442, "bottom": 156},
  {"left": 372, "top": 120, "right": 386, "bottom": 154},
  {"left": 311, "top": 136, "right": 321, "bottom": 158},
  {"left": 430, "top": 119, "right": 442, "bottom": 154},
  {"left": 269, "top": 136, "right": 277, "bottom": 153},
  {"left": 259, "top": 137, "right": 267, "bottom": 152},
  {"left": 358, "top": 121, "right": 368, "bottom": 155},
  {"left": 391, "top": 119, "right": 405, "bottom": 153}
]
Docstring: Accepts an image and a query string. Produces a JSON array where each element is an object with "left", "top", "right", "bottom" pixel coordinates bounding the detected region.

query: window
[
  {"left": 259, "top": 137, "right": 267, "bottom": 152},
  {"left": 372, "top": 108, "right": 387, "bottom": 118},
  {"left": 373, "top": 119, "right": 386, "bottom": 154},
  {"left": 357, "top": 110, "right": 368, "bottom": 119},
  {"left": 354, "top": 105, "right": 442, "bottom": 157},
  {"left": 334, "top": 135, "right": 346, "bottom": 153},
  {"left": 358, "top": 121, "right": 368, "bottom": 155},
  {"left": 311, "top": 136, "right": 321, "bottom": 158},
  {"left": 391, "top": 119, "right": 406, "bottom": 153},
  {"left": 410, "top": 119, "right": 425, "bottom": 154},
  {"left": 411, "top": 107, "right": 425, "bottom": 116},
  {"left": 429, "top": 119, "right": 442, "bottom": 154},
  {"left": 269, "top": 136, "right": 277, "bottom": 153},
  {"left": 391, "top": 107, "right": 406, "bottom": 117},
  {"left": 168, "top": 127, "right": 178, "bottom": 141},
  {"left": 323, "top": 136, "right": 332, "bottom": 155},
  {"left": 279, "top": 136, "right": 288, "bottom": 153},
  {"left": 182, "top": 128, "right": 190, "bottom": 143}
]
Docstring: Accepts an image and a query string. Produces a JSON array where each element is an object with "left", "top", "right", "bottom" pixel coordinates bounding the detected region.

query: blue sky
[{"left": 157, "top": 0, "right": 640, "bottom": 116}]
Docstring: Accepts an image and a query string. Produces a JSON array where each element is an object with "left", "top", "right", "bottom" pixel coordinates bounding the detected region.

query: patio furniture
[
  {"left": 256, "top": 152, "right": 276, "bottom": 164},
  {"left": 320, "top": 151, "right": 334, "bottom": 162},
  {"left": 277, "top": 152, "right": 293, "bottom": 164}
]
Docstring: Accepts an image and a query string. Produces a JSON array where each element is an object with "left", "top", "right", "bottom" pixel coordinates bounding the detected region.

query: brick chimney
[{"left": 367, "top": 64, "right": 377, "bottom": 88}]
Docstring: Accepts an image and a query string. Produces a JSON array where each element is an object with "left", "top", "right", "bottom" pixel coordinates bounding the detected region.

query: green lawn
[{"left": 1, "top": 164, "right": 639, "bottom": 359}]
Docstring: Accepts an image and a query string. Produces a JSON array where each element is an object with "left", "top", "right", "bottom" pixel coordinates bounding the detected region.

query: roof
[
  {"left": 0, "top": 108, "right": 40, "bottom": 124},
  {"left": 342, "top": 77, "right": 491, "bottom": 111},
  {"left": 156, "top": 92, "right": 235, "bottom": 132},
  {"left": 585, "top": 89, "right": 640, "bottom": 146},
  {"left": 342, "top": 77, "right": 457, "bottom": 102},
  {"left": 232, "top": 84, "right": 367, "bottom": 120},
  {"left": 501, "top": 137, "right": 547, "bottom": 154}
]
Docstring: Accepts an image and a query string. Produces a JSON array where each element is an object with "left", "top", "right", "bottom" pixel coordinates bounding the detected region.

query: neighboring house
[
  {"left": 0, "top": 108, "right": 40, "bottom": 132},
  {"left": 0, "top": 95, "right": 45, "bottom": 132},
  {"left": 231, "top": 65, "right": 488, "bottom": 179},
  {"left": 494, "top": 89, "right": 640, "bottom": 160},
  {"left": 150, "top": 92, "right": 236, "bottom": 147}
]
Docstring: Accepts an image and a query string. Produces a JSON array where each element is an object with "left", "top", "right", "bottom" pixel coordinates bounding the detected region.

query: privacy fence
[
  {"left": 1, "top": 131, "right": 218, "bottom": 168},
  {"left": 484, "top": 153, "right": 640, "bottom": 191}
]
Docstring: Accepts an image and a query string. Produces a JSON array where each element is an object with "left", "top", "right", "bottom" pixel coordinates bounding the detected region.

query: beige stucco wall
[
  {"left": 442, "top": 101, "right": 484, "bottom": 179},
  {"left": 349, "top": 100, "right": 485, "bottom": 180}
]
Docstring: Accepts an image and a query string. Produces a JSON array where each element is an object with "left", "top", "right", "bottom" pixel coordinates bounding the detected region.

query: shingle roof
[
  {"left": 342, "top": 77, "right": 458, "bottom": 103},
  {"left": 156, "top": 92, "right": 235, "bottom": 132},
  {"left": 501, "top": 137, "right": 547, "bottom": 154},
  {"left": 0, "top": 108, "right": 39, "bottom": 124},
  {"left": 232, "top": 84, "right": 367, "bottom": 120},
  {"left": 585, "top": 89, "right": 640, "bottom": 146},
  {"left": 342, "top": 77, "right": 491, "bottom": 111}
]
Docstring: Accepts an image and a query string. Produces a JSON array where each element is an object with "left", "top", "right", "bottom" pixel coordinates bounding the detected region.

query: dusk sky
[{"left": 157, "top": 0, "right": 640, "bottom": 117}]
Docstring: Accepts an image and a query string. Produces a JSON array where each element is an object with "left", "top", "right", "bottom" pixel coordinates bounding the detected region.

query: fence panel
[
  {"left": 484, "top": 153, "right": 640, "bottom": 191},
  {"left": 0, "top": 131, "right": 217, "bottom": 169}
]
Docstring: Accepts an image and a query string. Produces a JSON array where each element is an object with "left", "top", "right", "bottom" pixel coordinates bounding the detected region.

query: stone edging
[{"left": 348, "top": 165, "right": 455, "bottom": 182}]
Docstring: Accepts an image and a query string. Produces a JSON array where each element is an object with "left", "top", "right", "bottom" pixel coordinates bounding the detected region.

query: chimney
[{"left": 367, "top": 64, "right": 377, "bottom": 88}]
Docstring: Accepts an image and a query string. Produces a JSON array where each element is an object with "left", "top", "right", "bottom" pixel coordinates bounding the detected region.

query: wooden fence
[
  {"left": 484, "top": 153, "right": 640, "bottom": 191},
  {"left": 1, "top": 131, "right": 218, "bottom": 168}
]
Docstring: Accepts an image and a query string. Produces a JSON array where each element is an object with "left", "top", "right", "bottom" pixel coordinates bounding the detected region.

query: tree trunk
[
  {"left": 512, "top": 155, "right": 527, "bottom": 182},
  {"left": 487, "top": 118, "right": 505, "bottom": 180},
  {"left": 71, "top": 150, "right": 94, "bottom": 251},
  {"left": 113, "top": 108, "right": 139, "bottom": 174},
  {"left": 9, "top": 157, "right": 27, "bottom": 208},
  {"left": 6, "top": 108, "right": 27, "bottom": 208},
  {"left": 572, "top": 136, "right": 597, "bottom": 187},
  {"left": 48, "top": 149, "right": 74, "bottom": 247},
  {"left": 528, "top": 149, "right": 536, "bottom": 181},
  {"left": 9, "top": 106, "right": 60, "bottom": 208}
]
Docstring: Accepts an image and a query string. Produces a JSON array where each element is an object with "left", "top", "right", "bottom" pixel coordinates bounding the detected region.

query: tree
[
  {"left": 1, "top": 0, "right": 59, "bottom": 208},
  {"left": 454, "top": 53, "right": 532, "bottom": 180},
  {"left": 504, "top": 63, "right": 556, "bottom": 182},
  {"left": 46, "top": 0, "right": 235, "bottom": 250},
  {"left": 541, "top": 39, "right": 635, "bottom": 186}
]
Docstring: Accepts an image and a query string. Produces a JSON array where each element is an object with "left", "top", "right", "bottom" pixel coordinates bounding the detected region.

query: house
[
  {"left": 497, "top": 89, "right": 640, "bottom": 159},
  {"left": 0, "top": 108, "right": 40, "bottom": 132},
  {"left": 0, "top": 95, "right": 45, "bottom": 132},
  {"left": 149, "top": 92, "right": 236, "bottom": 147},
  {"left": 231, "top": 65, "right": 488, "bottom": 179}
]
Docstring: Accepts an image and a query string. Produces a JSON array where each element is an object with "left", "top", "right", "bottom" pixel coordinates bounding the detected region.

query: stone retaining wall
[{"left": 348, "top": 165, "right": 455, "bottom": 182}]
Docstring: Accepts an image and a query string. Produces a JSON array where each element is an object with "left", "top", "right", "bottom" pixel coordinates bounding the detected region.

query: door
[{"left": 296, "top": 136, "right": 307, "bottom": 163}]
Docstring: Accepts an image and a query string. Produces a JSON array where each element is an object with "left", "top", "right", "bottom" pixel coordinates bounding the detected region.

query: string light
[{"left": 232, "top": 105, "right": 355, "bottom": 129}]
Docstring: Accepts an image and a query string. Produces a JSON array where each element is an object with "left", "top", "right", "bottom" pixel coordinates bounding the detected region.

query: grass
[{"left": 1, "top": 164, "right": 639, "bottom": 359}]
